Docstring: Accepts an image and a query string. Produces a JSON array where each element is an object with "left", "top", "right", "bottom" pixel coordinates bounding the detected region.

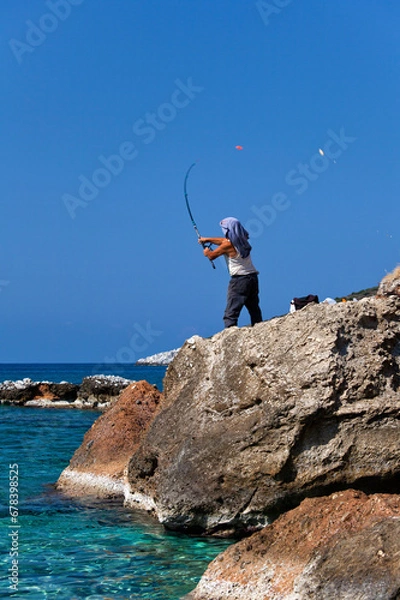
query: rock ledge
[{"left": 127, "top": 291, "right": 400, "bottom": 535}]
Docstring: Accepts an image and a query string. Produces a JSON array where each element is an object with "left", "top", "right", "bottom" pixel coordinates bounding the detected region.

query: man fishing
[{"left": 199, "top": 217, "right": 263, "bottom": 328}]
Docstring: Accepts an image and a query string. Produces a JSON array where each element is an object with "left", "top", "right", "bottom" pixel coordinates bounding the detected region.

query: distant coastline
[{"left": 136, "top": 348, "right": 180, "bottom": 366}]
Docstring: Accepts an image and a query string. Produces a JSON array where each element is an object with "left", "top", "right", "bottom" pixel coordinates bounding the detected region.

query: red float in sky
[{"left": 235, "top": 145, "right": 243, "bottom": 150}]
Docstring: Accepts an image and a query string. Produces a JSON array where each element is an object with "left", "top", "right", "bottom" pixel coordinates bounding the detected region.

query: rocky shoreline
[
  {"left": 13, "top": 267, "right": 400, "bottom": 598},
  {"left": 183, "top": 489, "right": 400, "bottom": 600},
  {"left": 0, "top": 375, "right": 134, "bottom": 410},
  {"left": 56, "top": 380, "right": 162, "bottom": 498}
]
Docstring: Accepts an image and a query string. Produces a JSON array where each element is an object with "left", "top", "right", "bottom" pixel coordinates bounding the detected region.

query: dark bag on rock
[{"left": 291, "top": 294, "right": 319, "bottom": 311}]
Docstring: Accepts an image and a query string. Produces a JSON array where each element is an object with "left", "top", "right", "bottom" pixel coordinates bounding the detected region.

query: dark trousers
[{"left": 223, "top": 273, "right": 263, "bottom": 328}]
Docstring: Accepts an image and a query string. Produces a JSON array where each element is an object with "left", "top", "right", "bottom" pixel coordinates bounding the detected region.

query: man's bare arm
[
  {"left": 199, "top": 237, "right": 235, "bottom": 260},
  {"left": 198, "top": 236, "right": 226, "bottom": 246}
]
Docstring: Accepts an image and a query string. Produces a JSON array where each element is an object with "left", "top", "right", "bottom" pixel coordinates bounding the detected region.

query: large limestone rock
[
  {"left": 57, "top": 381, "right": 162, "bottom": 498},
  {"left": 126, "top": 291, "right": 400, "bottom": 535},
  {"left": 184, "top": 489, "right": 400, "bottom": 600}
]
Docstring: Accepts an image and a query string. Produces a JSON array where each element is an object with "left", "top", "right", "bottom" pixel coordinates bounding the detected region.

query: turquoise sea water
[{"left": 0, "top": 365, "right": 232, "bottom": 599}]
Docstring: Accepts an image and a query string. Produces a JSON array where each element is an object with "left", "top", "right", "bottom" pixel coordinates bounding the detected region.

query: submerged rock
[
  {"left": 184, "top": 489, "right": 400, "bottom": 600},
  {"left": 56, "top": 380, "right": 162, "bottom": 498},
  {"left": 126, "top": 290, "right": 400, "bottom": 535}
]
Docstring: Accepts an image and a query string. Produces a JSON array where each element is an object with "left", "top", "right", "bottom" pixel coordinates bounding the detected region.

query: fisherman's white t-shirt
[{"left": 225, "top": 249, "right": 258, "bottom": 277}]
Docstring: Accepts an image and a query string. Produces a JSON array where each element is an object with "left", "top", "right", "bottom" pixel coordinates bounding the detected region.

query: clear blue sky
[{"left": 1, "top": 0, "right": 399, "bottom": 363}]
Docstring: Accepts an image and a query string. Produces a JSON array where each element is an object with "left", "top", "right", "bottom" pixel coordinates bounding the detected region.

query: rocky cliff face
[{"left": 126, "top": 291, "right": 400, "bottom": 535}]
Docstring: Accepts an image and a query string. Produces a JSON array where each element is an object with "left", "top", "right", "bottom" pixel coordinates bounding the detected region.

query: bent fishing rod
[{"left": 184, "top": 163, "right": 216, "bottom": 269}]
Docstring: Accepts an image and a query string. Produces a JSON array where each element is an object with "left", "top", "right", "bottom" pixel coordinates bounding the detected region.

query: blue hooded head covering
[{"left": 220, "top": 217, "right": 252, "bottom": 258}]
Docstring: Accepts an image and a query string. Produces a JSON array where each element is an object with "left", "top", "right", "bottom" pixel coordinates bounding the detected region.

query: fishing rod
[{"left": 184, "top": 163, "right": 216, "bottom": 269}]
